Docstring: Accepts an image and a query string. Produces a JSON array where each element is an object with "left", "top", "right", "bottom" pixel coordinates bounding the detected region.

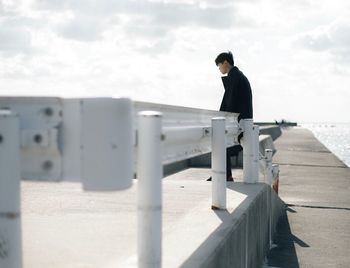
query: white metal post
[
  {"left": 242, "top": 119, "right": 255, "bottom": 183},
  {"left": 137, "top": 111, "right": 163, "bottom": 268},
  {"left": 252, "top": 125, "right": 260, "bottom": 183},
  {"left": 264, "top": 149, "right": 273, "bottom": 249},
  {"left": 264, "top": 149, "right": 273, "bottom": 185},
  {"left": 267, "top": 185, "right": 273, "bottom": 249},
  {"left": 211, "top": 117, "right": 227, "bottom": 210},
  {"left": 272, "top": 164, "right": 280, "bottom": 194},
  {"left": 0, "top": 111, "right": 22, "bottom": 268}
]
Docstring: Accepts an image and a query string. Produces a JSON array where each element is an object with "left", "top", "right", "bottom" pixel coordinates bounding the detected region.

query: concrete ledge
[
  {"left": 22, "top": 170, "right": 285, "bottom": 268},
  {"left": 259, "top": 134, "right": 276, "bottom": 155},
  {"left": 259, "top": 126, "right": 282, "bottom": 141},
  {"left": 177, "top": 183, "right": 284, "bottom": 268}
]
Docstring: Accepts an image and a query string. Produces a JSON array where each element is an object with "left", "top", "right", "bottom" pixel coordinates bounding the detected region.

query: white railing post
[
  {"left": 211, "top": 117, "right": 227, "bottom": 210},
  {"left": 264, "top": 149, "right": 273, "bottom": 185},
  {"left": 0, "top": 111, "right": 22, "bottom": 268},
  {"left": 252, "top": 125, "right": 260, "bottom": 183},
  {"left": 137, "top": 111, "right": 163, "bottom": 268},
  {"left": 264, "top": 149, "right": 274, "bottom": 249},
  {"left": 242, "top": 119, "right": 255, "bottom": 183},
  {"left": 272, "top": 164, "right": 280, "bottom": 194}
]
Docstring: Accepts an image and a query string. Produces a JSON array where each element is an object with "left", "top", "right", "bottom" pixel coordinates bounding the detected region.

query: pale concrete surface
[
  {"left": 266, "top": 127, "right": 350, "bottom": 267},
  {"left": 259, "top": 126, "right": 282, "bottom": 141},
  {"left": 21, "top": 167, "right": 283, "bottom": 268}
]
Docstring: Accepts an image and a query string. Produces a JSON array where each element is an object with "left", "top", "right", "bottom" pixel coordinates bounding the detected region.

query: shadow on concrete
[
  {"left": 266, "top": 208, "right": 304, "bottom": 268},
  {"left": 286, "top": 207, "right": 297, "bottom": 213},
  {"left": 212, "top": 209, "right": 231, "bottom": 223},
  {"left": 180, "top": 182, "right": 304, "bottom": 267},
  {"left": 180, "top": 183, "right": 274, "bottom": 267},
  {"left": 180, "top": 183, "right": 259, "bottom": 267}
]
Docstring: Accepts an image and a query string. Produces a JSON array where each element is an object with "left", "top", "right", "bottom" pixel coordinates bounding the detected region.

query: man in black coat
[{"left": 215, "top": 51, "right": 253, "bottom": 181}]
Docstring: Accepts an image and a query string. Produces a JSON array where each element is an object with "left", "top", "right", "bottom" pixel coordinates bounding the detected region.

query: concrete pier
[
  {"left": 21, "top": 170, "right": 283, "bottom": 267},
  {"left": 19, "top": 125, "right": 350, "bottom": 267},
  {"left": 266, "top": 127, "right": 350, "bottom": 267}
]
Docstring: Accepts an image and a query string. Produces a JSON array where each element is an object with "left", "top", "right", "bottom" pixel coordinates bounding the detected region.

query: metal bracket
[{"left": 0, "top": 97, "right": 63, "bottom": 181}]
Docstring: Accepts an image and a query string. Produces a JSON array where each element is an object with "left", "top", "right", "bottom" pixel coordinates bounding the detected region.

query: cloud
[
  {"left": 33, "top": 0, "right": 240, "bottom": 40},
  {"left": 294, "top": 18, "right": 350, "bottom": 63},
  {"left": 136, "top": 34, "right": 177, "bottom": 55},
  {"left": 18, "top": 0, "right": 257, "bottom": 58},
  {"left": 145, "top": 2, "right": 236, "bottom": 29},
  {"left": 0, "top": 25, "right": 32, "bottom": 56},
  {"left": 54, "top": 14, "right": 106, "bottom": 42}
]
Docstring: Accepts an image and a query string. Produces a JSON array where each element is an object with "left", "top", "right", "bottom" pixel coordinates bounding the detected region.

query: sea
[{"left": 302, "top": 123, "right": 350, "bottom": 168}]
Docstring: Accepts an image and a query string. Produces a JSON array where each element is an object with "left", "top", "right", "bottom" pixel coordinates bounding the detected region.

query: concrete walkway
[
  {"left": 266, "top": 127, "right": 350, "bottom": 267},
  {"left": 21, "top": 166, "right": 282, "bottom": 267}
]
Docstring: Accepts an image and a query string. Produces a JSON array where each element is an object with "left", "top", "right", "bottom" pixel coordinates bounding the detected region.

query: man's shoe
[
  {"left": 226, "top": 176, "right": 234, "bottom": 182},
  {"left": 207, "top": 176, "right": 235, "bottom": 182}
]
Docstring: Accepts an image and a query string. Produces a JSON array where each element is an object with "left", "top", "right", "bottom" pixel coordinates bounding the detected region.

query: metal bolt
[
  {"left": 42, "top": 161, "right": 53, "bottom": 171},
  {"left": 34, "top": 134, "right": 42, "bottom": 144},
  {"left": 44, "top": 107, "right": 54, "bottom": 117}
]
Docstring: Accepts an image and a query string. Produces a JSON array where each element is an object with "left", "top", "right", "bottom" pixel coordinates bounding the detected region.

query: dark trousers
[{"left": 226, "top": 145, "right": 243, "bottom": 178}]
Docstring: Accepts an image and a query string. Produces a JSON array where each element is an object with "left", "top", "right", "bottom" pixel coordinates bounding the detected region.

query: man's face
[{"left": 217, "top": 60, "right": 231, "bottom": 75}]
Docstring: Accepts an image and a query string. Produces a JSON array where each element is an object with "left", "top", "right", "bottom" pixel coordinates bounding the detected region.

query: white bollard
[
  {"left": 242, "top": 119, "right": 255, "bottom": 183},
  {"left": 264, "top": 149, "right": 273, "bottom": 185},
  {"left": 137, "top": 111, "right": 163, "bottom": 268},
  {"left": 252, "top": 125, "right": 260, "bottom": 183},
  {"left": 0, "top": 110, "right": 22, "bottom": 268},
  {"left": 272, "top": 164, "right": 280, "bottom": 194},
  {"left": 80, "top": 97, "right": 133, "bottom": 191},
  {"left": 264, "top": 149, "right": 274, "bottom": 249},
  {"left": 211, "top": 117, "right": 227, "bottom": 210},
  {"left": 267, "top": 184, "right": 273, "bottom": 249}
]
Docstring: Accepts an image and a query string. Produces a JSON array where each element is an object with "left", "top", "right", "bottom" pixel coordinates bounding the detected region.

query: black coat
[{"left": 219, "top": 66, "right": 253, "bottom": 122}]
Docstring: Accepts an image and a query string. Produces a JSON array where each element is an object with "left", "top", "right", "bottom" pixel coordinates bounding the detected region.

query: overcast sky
[{"left": 1, "top": 0, "right": 349, "bottom": 122}]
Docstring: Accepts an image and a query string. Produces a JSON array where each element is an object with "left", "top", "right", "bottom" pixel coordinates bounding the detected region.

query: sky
[{"left": 0, "top": 0, "right": 349, "bottom": 123}]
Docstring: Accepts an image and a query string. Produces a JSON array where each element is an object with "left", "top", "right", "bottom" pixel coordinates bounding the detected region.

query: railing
[{"left": 0, "top": 96, "right": 277, "bottom": 268}]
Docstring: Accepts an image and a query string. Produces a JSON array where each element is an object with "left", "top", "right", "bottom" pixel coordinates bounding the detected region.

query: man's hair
[{"left": 215, "top": 51, "right": 234, "bottom": 66}]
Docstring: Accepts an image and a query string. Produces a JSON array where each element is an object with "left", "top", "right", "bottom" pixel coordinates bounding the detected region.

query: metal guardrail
[
  {"left": 0, "top": 97, "right": 239, "bottom": 182},
  {"left": 134, "top": 101, "right": 239, "bottom": 166},
  {"left": 0, "top": 96, "right": 277, "bottom": 268}
]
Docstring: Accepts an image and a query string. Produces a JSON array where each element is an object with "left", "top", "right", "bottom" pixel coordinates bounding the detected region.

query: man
[{"left": 215, "top": 51, "right": 253, "bottom": 181}]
